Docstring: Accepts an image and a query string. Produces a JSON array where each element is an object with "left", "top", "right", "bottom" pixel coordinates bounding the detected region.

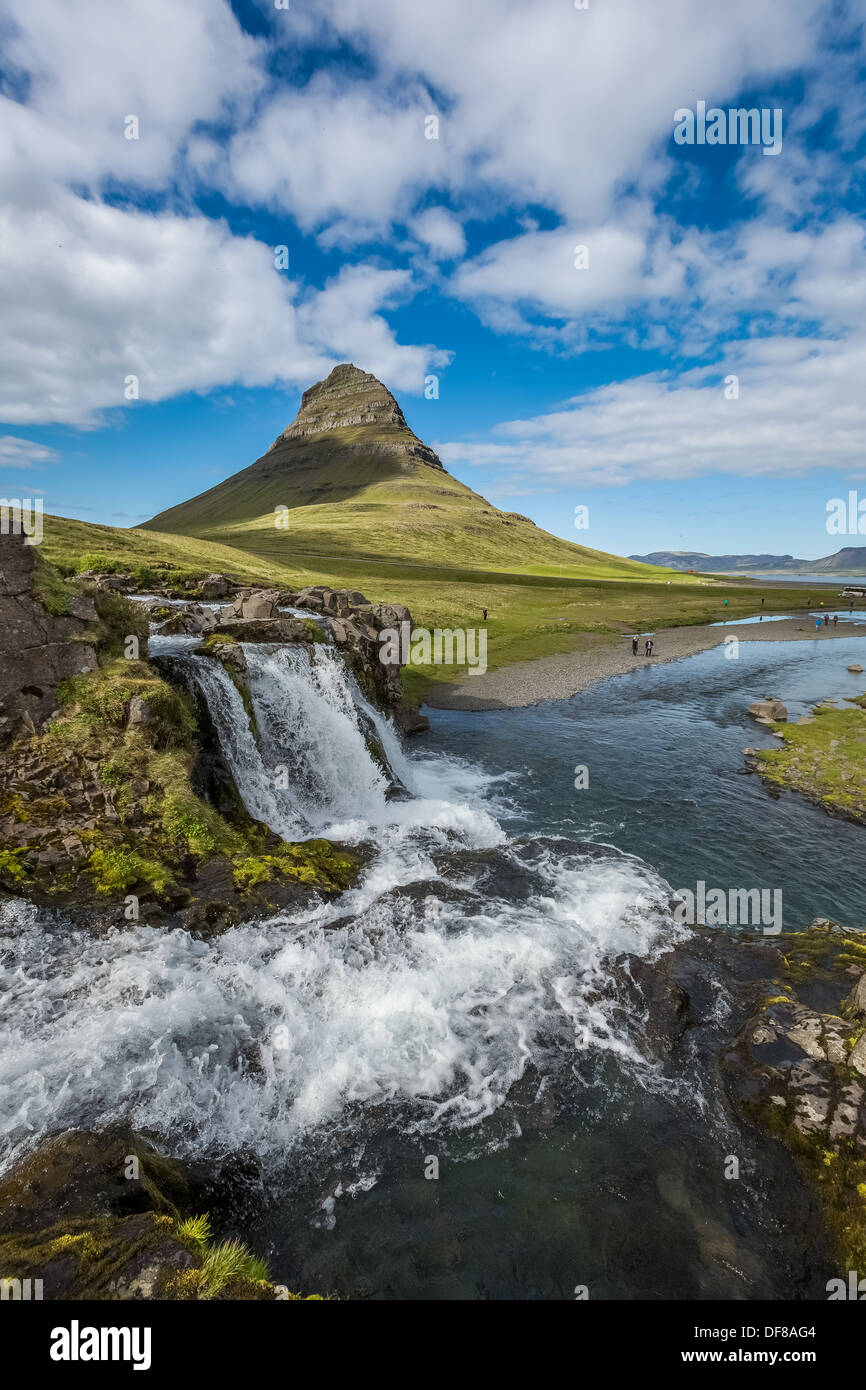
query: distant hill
[
  {"left": 630, "top": 548, "right": 866, "bottom": 574},
  {"left": 143, "top": 363, "right": 661, "bottom": 580}
]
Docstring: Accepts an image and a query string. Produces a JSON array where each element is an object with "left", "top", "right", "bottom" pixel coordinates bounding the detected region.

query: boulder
[
  {"left": 196, "top": 639, "right": 248, "bottom": 675},
  {"left": 128, "top": 695, "right": 156, "bottom": 729},
  {"left": 241, "top": 590, "right": 280, "bottom": 620},
  {"left": 295, "top": 586, "right": 326, "bottom": 612},
  {"left": 368, "top": 601, "right": 413, "bottom": 632},
  {"left": 847, "top": 664, "right": 863, "bottom": 673},
  {"left": 157, "top": 603, "right": 217, "bottom": 636},
  {"left": 223, "top": 588, "right": 250, "bottom": 618},
  {"left": 393, "top": 707, "right": 431, "bottom": 736},
  {"left": 200, "top": 573, "right": 230, "bottom": 599},
  {"left": 212, "top": 616, "right": 312, "bottom": 643},
  {"left": 748, "top": 698, "right": 787, "bottom": 722},
  {"left": 73, "top": 570, "right": 135, "bottom": 591}
]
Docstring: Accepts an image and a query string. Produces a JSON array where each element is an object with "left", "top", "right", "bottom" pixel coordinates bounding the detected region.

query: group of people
[
  {"left": 815, "top": 612, "right": 839, "bottom": 628},
  {"left": 631, "top": 636, "right": 654, "bottom": 657}
]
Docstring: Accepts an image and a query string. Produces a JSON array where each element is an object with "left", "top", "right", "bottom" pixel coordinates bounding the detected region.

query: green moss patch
[
  {"left": 754, "top": 699, "right": 866, "bottom": 822},
  {"left": 232, "top": 839, "right": 359, "bottom": 893}
]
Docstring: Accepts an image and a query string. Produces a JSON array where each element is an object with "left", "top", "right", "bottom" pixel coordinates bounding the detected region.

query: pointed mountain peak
[{"left": 284, "top": 363, "right": 409, "bottom": 441}]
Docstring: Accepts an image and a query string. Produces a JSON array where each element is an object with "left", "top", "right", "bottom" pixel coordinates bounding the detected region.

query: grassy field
[{"left": 36, "top": 511, "right": 827, "bottom": 702}]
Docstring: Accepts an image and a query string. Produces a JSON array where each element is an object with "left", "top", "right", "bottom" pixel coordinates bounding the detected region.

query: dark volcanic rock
[
  {"left": 613, "top": 919, "right": 866, "bottom": 1270},
  {"left": 0, "top": 1129, "right": 276, "bottom": 1300},
  {"left": 0, "top": 531, "right": 101, "bottom": 744}
]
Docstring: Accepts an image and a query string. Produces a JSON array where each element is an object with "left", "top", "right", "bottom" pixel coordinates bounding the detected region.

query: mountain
[
  {"left": 629, "top": 550, "right": 806, "bottom": 572},
  {"left": 630, "top": 548, "right": 866, "bottom": 574},
  {"left": 143, "top": 364, "right": 658, "bottom": 579},
  {"left": 808, "top": 547, "right": 866, "bottom": 571}
]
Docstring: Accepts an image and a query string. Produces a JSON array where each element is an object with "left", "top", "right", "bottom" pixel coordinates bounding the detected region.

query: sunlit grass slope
[{"left": 39, "top": 512, "right": 816, "bottom": 698}]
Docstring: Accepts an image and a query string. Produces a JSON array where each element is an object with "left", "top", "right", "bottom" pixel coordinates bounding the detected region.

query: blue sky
[{"left": 1, "top": 0, "right": 865, "bottom": 560}]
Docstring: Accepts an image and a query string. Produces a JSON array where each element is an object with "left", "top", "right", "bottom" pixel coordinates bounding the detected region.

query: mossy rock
[
  {"left": 232, "top": 838, "right": 360, "bottom": 894},
  {"left": 722, "top": 919, "right": 866, "bottom": 1271},
  {"left": 0, "top": 1129, "right": 287, "bottom": 1301},
  {"left": 0, "top": 1213, "right": 197, "bottom": 1300},
  {"left": 0, "top": 1129, "right": 191, "bottom": 1237}
]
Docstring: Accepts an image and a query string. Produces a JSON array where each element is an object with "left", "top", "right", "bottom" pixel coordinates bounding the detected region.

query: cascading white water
[
  {"left": 177, "top": 641, "right": 506, "bottom": 846},
  {"left": 0, "top": 636, "right": 686, "bottom": 1174}
]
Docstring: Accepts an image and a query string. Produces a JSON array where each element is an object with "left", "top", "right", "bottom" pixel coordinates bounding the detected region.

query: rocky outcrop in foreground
[
  {"left": 0, "top": 549, "right": 432, "bottom": 916},
  {"left": 615, "top": 917, "right": 866, "bottom": 1273},
  {"left": 0, "top": 1129, "right": 317, "bottom": 1300},
  {"left": 0, "top": 551, "right": 362, "bottom": 922},
  {"left": 0, "top": 532, "right": 102, "bottom": 745}
]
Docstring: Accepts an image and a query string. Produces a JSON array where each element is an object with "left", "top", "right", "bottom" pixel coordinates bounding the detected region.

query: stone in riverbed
[
  {"left": 847, "top": 664, "right": 862, "bottom": 673},
  {"left": 200, "top": 573, "right": 230, "bottom": 599},
  {"left": 212, "top": 616, "right": 312, "bottom": 642},
  {"left": 749, "top": 698, "right": 787, "bottom": 722}
]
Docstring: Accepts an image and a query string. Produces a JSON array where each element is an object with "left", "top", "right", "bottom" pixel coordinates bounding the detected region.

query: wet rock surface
[
  {"left": 613, "top": 919, "right": 866, "bottom": 1271},
  {"left": 0, "top": 1129, "right": 279, "bottom": 1300}
]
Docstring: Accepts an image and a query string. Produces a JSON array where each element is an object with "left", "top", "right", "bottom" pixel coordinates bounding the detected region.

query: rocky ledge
[
  {"left": 611, "top": 917, "right": 866, "bottom": 1273},
  {"left": 0, "top": 1129, "right": 318, "bottom": 1300},
  {"left": 0, "top": 537, "right": 437, "bottom": 924}
]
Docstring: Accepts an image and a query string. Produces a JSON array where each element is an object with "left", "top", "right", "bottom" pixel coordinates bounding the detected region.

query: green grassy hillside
[{"left": 36, "top": 510, "right": 817, "bottom": 702}]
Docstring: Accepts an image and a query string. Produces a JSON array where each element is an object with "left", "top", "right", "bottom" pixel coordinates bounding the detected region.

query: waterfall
[
  {"left": 167, "top": 639, "right": 503, "bottom": 846},
  {"left": 0, "top": 634, "right": 685, "bottom": 1174}
]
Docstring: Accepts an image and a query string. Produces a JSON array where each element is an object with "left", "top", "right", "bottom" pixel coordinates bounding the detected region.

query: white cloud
[
  {"left": 409, "top": 208, "right": 466, "bottom": 261},
  {"left": 438, "top": 333, "right": 866, "bottom": 487},
  {"left": 452, "top": 215, "right": 685, "bottom": 335},
  {"left": 221, "top": 75, "right": 455, "bottom": 239},
  {"left": 0, "top": 0, "right": 863, "bottom": 454},
  {"left": 298, "top": 265, "right": 452, "bottom": 389},
  {"left": 0, "top": 0, "right": 263, "bottom": 195},
  {"left": 0, "top": 435, "right": 59, "bottom": 466},
  {"left": 0, "top": 191, "right": 447, "bottom": 424},
  {"left": 297, "top": 0, "right": 825, "bottom": 225}
]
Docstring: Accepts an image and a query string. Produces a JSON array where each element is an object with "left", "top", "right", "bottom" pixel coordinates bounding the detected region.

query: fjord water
[{"left": 2, "top": 634, "right": 862, "bottom": 1299}]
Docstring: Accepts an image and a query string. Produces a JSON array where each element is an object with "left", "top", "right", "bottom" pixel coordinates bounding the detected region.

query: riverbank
[
  {"left": 749, "top": 692, "right": 866, "bottom": 825},
  {"left": 425, "top": 616, "right": 866, "bottom": 711}
]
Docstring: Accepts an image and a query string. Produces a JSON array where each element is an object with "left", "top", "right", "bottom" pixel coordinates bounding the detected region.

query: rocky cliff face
[
  {"left": 261, "top": 362, "right": 444, "bottom": 473},
  {"left": 284, "top": 363, "right": 411, "bottom": 437},
  {"left": 0, "top": 531, "right": 101, "bottom": 746}
]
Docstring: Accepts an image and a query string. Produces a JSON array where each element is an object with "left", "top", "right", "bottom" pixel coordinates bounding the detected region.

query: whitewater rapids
[{"left": 0, "top": 642, "right": 683, "bottom": 1172}]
